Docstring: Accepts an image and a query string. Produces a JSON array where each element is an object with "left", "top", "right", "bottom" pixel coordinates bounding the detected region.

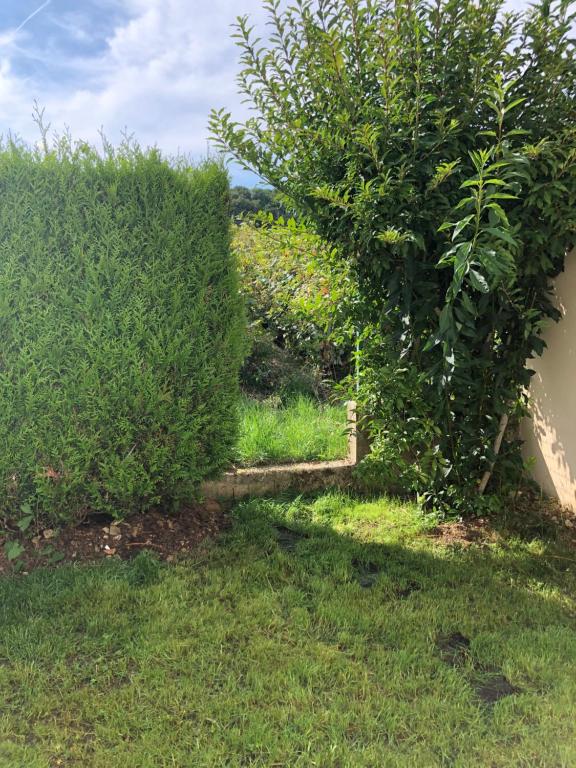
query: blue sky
[
  {"left": 0, "top": 0, "right": 267, "bottom": 185},
  {"left": 0, "top": 0, "right": 532, "bottom": 187}
]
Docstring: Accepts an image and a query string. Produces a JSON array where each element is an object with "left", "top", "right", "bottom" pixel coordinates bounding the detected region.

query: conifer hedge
[{"left": 0, "top": 143, "right": 245, "bottom": 523}]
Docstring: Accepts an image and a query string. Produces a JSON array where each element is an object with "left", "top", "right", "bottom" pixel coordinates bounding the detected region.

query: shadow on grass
[
  {"left": 0, "top": 490, "right": 574, "bottom": 765},
  {"left": 0, "top": 490, "right": 573, "bottom": 649}
]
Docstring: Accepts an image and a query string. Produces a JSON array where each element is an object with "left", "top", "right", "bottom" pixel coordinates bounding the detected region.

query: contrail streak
[{"left": 14, "top": 0, "right": 51, "bottom": 34}]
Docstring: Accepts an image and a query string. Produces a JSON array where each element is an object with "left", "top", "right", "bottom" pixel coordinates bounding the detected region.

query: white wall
[{"left": 521, "top": 251, "right": 576, "bottom": 511}]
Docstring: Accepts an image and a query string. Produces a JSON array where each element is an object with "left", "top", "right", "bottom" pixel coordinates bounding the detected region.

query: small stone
[
  {"left": 43, "top": 529, "right": 55, "bottom": 539},
  {"left": 564, "top": 519, "right": 574, "bottom": 528},
  {"left": 109, "top": 524, "right": 121, "bottom": 537}
]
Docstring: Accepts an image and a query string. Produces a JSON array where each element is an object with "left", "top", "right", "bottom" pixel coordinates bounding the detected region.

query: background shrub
[
  {"left": 234, "top": 218, "right": 354, "bottom": 398},
  {"left": 0, "top": 141, "right": 245, "bottom": 523}
]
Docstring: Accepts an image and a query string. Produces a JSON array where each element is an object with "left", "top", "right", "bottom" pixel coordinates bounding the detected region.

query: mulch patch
[
  {"left": 0, "top": 500, "right": 230, "bottom": 574},
  {"left": 474, "top": 674, "right": 520, "bottom": 704},
  {"left": 427, "top": 518, "right": 498, "bottom": 547},
  {"left": 428, "top": 489, "right": 576, "bottom": 549},
  {"left": 352, "top": 558, "right": 382, "bottom": 588},
  {"left": 436, "top": 632, "right": 471, "bottom": 666},
  {"left": 509, "top": 488, "right": 576, "bottom": 544},
  {"left": 436, "top": 632, "right": 521, "bottom": 705},
  {"left": 395, "top": 580, "right": 421, "bottom": 599},
  {"left": 273, "top": 524, "right": 309, "bottom": 552}
]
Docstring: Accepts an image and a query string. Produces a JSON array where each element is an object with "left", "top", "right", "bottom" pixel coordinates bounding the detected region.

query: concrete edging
[
  {"left": 201, "top": 459, "right": 354, "bottom": 501},
  {"left": 202, "top": 400, "right": 368, "bottom": 501}
]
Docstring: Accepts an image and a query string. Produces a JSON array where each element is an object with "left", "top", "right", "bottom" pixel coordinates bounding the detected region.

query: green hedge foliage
[{"left": 0, "top": 143, "right": 245, "bottom": 523}]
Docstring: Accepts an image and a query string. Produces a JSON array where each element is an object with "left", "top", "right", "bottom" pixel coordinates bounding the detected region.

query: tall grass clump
[
  {"left": 235, "top": 395, "right": 347, "bottom": 466},
  {"left": 0, "top": 138, "right": 245, "bottom": 523}
]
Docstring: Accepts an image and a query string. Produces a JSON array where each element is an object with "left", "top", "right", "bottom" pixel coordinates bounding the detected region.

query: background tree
[
  {"left": 211, "top": 0, "right": 576, "bottom": 511},
  {"left": 230, "top": 185, "right": 291, "bottom": 220}
]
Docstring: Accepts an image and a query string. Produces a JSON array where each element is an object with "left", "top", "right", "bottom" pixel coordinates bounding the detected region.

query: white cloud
[{"left": 0, "top": 0, "right": 266, "bottom": 181}]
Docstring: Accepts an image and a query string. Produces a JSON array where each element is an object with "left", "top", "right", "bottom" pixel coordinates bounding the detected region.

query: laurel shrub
[{"left": 212, "top": 0, "right": 576, "bottom": 511}]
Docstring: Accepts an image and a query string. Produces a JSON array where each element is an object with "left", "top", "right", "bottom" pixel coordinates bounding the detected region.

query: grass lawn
[
  {"left": 0, "top": 492, "right": 575, "bottom": 767},
  {"left": 235, "top": 394, "right": 348, "bottom": 465}
]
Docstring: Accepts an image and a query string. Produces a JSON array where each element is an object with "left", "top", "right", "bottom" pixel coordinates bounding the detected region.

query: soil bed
[
  {"left": 0, "top": 500, "right": 229, "bottom": 574},
  {"left": 428, "top": 518, "right": 497, "bottom": 547}
]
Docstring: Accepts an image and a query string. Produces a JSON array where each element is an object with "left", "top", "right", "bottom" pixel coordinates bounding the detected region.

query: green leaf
[
  {"left": 485, "top": 204, "right": 510, "bottom": 226},
  {"left": 454, "top": 197, "right": 474, "bottom": 211},
  {"left": 16, "top": 515, "right": 34, "bottom": 533},
  {"left": 505, "top": 128, "right": 530, "bottom": 137},
  {"left": 485, "top": 226, "right": 517, "bottom": 247},
  {"left": 455, "top": 241, "right": 473, "bottom": 262},
  {"left": 486, "top": 193, "right": 518, "bottom": 201},
  {"left": 452, "top": 215, "right": 474, "bottom": 241},
  {"left": 439, "top": 304, "right": 454, "bottom": 336},
  {"left": 504, "top": 97, "right": 527, "bottom": 113},
  {"left": 461, "top": 292, "right": 476, "bottom": 316},
  {"left": 4, "top": 540, "right": 24, "bottom": 561},
  {"left": 468, "top": 269, "right": 490, "bottom": 293},
  {"left": 486, "top": 161, "right": 510, "bottom": 173}
]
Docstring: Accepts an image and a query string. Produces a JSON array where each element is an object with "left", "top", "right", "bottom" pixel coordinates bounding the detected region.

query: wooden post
[{"left": 347, "top": 400, "right": 371, "bottom": 465}]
